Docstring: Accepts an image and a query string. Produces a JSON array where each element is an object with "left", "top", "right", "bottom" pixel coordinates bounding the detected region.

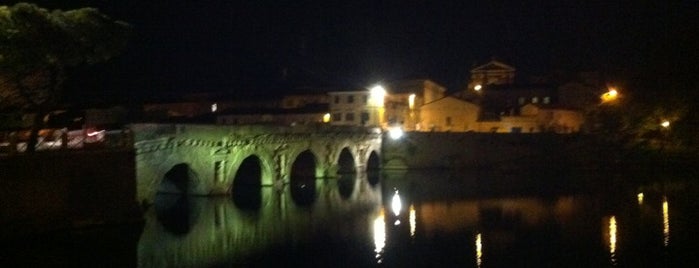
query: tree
[{"left": 0, "top": 3, "right": 131, "bottom": 151}]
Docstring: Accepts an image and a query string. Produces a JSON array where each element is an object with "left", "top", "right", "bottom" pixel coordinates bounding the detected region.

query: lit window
[
  {"left": 532, "top": 97, "right": 538, "bottom": 103},
  {"left": 211, "top": 103, "right": 218, "bottom": 112},
  {"left": 518, "top": 97, "right": 525, "bottom": 105},
  {"left": 543, "top": 97, "right": 550, "bottom": 104}
]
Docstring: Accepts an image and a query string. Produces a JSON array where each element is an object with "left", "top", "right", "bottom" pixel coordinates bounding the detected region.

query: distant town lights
[
  {"left": 661, "top": 120, "right": 670, "bottom": 128},
  {"left": 474, "top": 84, "right": 482, "bottom": 91},
  {"left": 601, "top": 87, "right": 619, "bottom": 103}
]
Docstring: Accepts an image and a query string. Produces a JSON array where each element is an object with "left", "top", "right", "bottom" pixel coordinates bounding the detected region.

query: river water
[{"left": 2, "top": 169, "right": 698, "bottom": 267}]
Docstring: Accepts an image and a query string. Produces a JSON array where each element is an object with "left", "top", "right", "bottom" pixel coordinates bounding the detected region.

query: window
[
  {"left": 334, "top": 96, "right": 340, "bottom": 104},
  {"left": 347, "top": 95, "right": 354, "bottom": 103},
  {"left": 345, "top": 113, "right": 355, "bottom": 121},
  {"left": 532, "top": 97, "right": 539, "bottom": 103},
  {"left": 511, "top": 127, "right": 522, "bottom": 133},
  {"left": 361, "top": 112, "right": 370, "bottom": 124},
  {"left": 362, "top": 95, "right": 368, "bottom": 104},
  {"left": 332, "top": 113, "right": 342, "bottom": 121},
  {"left": 445, "top": 116, "right": 452, "bottom": 126},
  {"left": 518, "top": 97, "right": 525, "bottom": 105},
  {"left": 543, "top": 96, "right": 550, "bottom": 104}
]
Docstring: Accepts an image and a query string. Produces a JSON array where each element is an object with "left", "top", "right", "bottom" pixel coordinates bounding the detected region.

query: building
[
  {"left": 384, "top": 79, "right": 447, "bottom": 131},
  {"left": 281, "top": 93, "right": 331, "bottom": 109},
  {"left": 216, "top": 105, "right": 329, "bottom": 126},
  {"left": 327, "top": 90, "right": 375, "bottom": 127},
  {"left": 419, "top": 96, "right": 480, "bottom": 132},
  {"left": 467, "top": 60, "right": 516, "bottom": 90},
  {"left": 326, "top": 79, "right": 447, "bottom": 130}
]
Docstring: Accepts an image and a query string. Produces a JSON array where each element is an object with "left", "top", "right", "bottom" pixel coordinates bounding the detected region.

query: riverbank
[
  {"left": 381, "top": 132, "right": 697, "bottom": 172},
  {"left": 0, "top": 149, "right": 142, "bottom": 238}
]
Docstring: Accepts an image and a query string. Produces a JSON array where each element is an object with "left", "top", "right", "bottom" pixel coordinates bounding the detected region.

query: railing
[{"left": 0, "top": 128, "right": 133, "bottom": 155}]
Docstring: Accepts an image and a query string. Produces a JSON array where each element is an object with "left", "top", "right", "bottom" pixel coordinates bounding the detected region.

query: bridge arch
[
  {"left": 337, "top": 147, "right": 356, "bottom": 174},
  {"left": 337, "top": 173, "right": 357, "bottom": 199},
  {"left": 232, "top": 155, "right": 263, "bottom": 187},
  {"left": 366, "top": 150, "right": 380, "bottom": 172},
  {"left": 230, "top": 156, "right": 263, "bottom": 210},
  {"left": 158, "top": 163, "right": 199, "bottom": 194},
  {"left": 290, "top": 150, "right": 317, "bottom": 206},
  {"left": 367, "top": 151, "right": 382, "bottom": 186}
]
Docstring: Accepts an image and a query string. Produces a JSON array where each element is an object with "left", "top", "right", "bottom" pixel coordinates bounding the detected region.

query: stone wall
[
  {"left": 382, "top": 132, "right": 599, "bottom": 170},
  {"left": 0, "top": 149, "right": 141, "bottom": 237}
]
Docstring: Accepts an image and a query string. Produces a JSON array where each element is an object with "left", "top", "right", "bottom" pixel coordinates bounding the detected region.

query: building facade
[
  {"left": 419, "top": 96, "right": 480, "bottom": 132},
  {"left": 467, "top": 60, "right": 516, "bottom": 90},
  {"left": 327, "top": 90, "right": 376, "bottom": 127}
]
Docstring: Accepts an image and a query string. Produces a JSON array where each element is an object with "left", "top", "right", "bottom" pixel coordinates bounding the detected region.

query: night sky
[{"left": 15, "top": 1, "right": 698, "bottom": 103}]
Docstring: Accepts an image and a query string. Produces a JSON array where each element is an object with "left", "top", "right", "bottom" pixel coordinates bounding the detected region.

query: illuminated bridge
[{"left": 130, "top": 124, "right": 382, "bottom": 204}]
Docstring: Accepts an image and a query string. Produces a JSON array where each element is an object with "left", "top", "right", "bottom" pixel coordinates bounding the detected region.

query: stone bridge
[{"left": 131, "top": 124, "right": 382, "bottom": 204}]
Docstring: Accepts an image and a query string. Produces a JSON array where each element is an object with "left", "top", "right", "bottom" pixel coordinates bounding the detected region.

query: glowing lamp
[
  {"left": 388, "top": 127, "right": 403, "bottom": 140},
  {"left": 661, "top": 120, "right": 670, "bottom": 128},
  {"left": 601, "top": 88, "right": 619, "bottom": 103},
  {"left": 408, "top": 93, "right": 416, "bottom": 109},
  {"left": 369, "top": 85, "right": 386, "bottom": 107}
]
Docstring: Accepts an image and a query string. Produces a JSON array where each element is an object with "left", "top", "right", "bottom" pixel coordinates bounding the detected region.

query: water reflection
[
  {"left": 231, "top": 183, "right": 262, "bottom": 210},
  {"left": 337, "top": 173, "right": 357, "bottom": 199},
  {"left": 663, "top": 197, "right": 669, "bottom": 247},
  {"left": 290, "top": 176, "right": 316, "bottom": 206},
  {"left": 153, "top": 194, "right": 200, "bottom": 236},
  {"left": 373, "top": 209, "right": 386, "bottom": 264},
  {"left": 139, "top": 175, "right": 382, "bottom": 267},
  {"left": 608, "top": 215, "right": 618, "bottom": 266},
  {"left": 409, "top": 204, "right": 416, "bottom": 238},
  {"left": 137, "top": 171, "right": 695, "bottom": 267},
  {"left": 391, "top": 190, "right": 402, "bottom": 217},
  {"left": 475, "top": 233, "right": 483, "bottom": 268}
]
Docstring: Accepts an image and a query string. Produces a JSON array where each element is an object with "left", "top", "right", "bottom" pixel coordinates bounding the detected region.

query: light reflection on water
[
  {"left": 608, "top": 215, "right": 618, "bottom": 266},
  {"left": 475, "top": 233, "right": 483, "bottom": 268},
  {"left": 663, "top": 197, "right": 670, "bottom": 247},
  {"left": 137, "top": 171, "right": 695, "bottom": 267}
]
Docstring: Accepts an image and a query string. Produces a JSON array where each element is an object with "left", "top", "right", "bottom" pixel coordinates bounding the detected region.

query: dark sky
[{"left": 16, "top": 1, "right": 698, "bottom": 103}]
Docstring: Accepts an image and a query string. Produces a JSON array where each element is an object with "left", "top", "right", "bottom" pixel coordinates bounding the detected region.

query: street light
[
  {"left": 601, "top": 87, "right": 619, "bottom": 103},
  {"left": 369, "top": 85, "right": 386, "bottom": 128},
  {"left": 661, "top": 120, "right": 670, "bottom": 129},
  {"left": 369, "top": 85, "right": 386, "bottom": 107}
]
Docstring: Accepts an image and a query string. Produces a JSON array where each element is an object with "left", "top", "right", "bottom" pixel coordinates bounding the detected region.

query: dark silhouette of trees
[{"left": 0, "top": 3, "right": 131, "bottom": 151}]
